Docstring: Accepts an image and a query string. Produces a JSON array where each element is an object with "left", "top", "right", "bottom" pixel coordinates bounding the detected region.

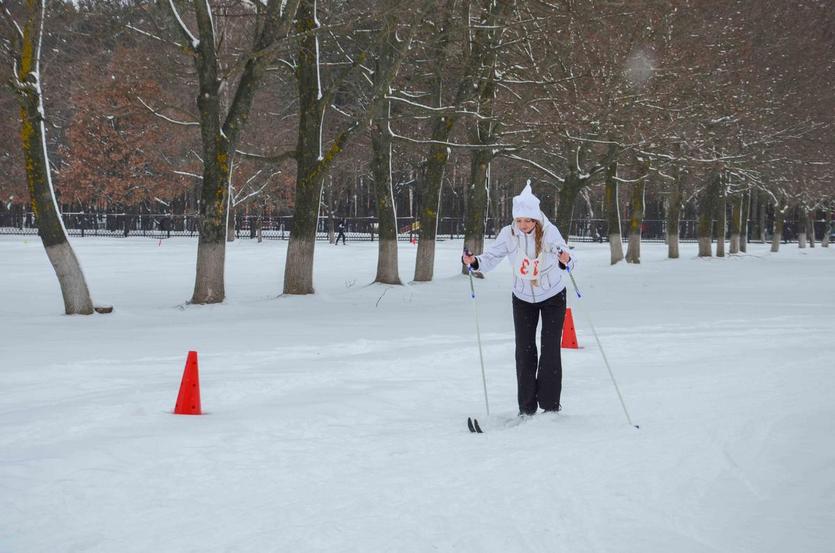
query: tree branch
[
  {"left": 137, "top": 96, "right": 200, "bottom": 126},
  {"left": 126, "top": 24, "right": 184, "bottom": 50},
  {"left": 166, "top": 0, "right": 199, "bottom": 51},
  {"left": 234, "top": 148, "right": 297, "bottom": 163},
  {"left": 504, "top": 154, "right": 565, "bottom": 183}
]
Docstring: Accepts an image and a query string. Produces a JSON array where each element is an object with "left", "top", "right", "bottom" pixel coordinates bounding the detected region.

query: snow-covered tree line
[{"left": 1, "top": 0, "right": 832, "bottom": 312}]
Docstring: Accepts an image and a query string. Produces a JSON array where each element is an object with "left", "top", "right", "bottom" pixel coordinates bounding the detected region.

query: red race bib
[{"left": 516, "top": 256, "right": 540, "bottom": 280}]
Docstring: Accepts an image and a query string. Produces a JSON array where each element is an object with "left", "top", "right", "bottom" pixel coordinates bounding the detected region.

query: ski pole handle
[
  {"left": 462, "top": 247, "right": 475, "bottom": 266},
  {"left": 463, "top": 247, "right": 476, "bottom": 298}
]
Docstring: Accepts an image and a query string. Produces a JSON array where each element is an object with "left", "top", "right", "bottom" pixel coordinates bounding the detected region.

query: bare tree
[
  {"left": 409, "top": 0, "right": 514, "bottom": 282},
  {"left": 155, "top": 0, "right": 302, "bottom": 303},
  {"left": 1, "top": 0, "right": 95, "bottom": 314},
  {"left": 603, "top": 149, "right": 624, "bottom": 264},
  {"left": 625, "top": 157, "right": 649, "bottom": 263},
  {"left": 283, "top": 0, "right": 430, "bottom": 294},
  {"left": 369, "top": 10, "right": 414, "bottom": 285}
]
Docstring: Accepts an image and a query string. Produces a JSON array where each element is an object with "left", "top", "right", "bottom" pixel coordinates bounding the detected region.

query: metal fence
[{"left": 0, "top": 210, "right": 820, "bottom": 243}]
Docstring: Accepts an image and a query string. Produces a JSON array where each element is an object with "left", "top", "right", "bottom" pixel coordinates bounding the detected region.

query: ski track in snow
[{"left": 1, "top": 236, "right": 834, "bottom": 552}]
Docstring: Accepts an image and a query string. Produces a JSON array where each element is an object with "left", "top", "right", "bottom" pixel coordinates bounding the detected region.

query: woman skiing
[{"left": 462, "top": 183, "right": 575, "bottom": 416}]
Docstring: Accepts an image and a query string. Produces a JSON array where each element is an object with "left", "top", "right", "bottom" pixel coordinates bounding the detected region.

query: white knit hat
[{"left": 512, "top": 181, "right": 543, "bottom": 222}]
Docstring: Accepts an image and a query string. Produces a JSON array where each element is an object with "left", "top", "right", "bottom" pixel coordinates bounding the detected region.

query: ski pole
[
  {"left": 565, "top": 266, "right": 582, "bottom": 299},
  {"left": 464, "top": 248, "right": 490, "bottom": 416},
  {"left": 559, "top": 249, "right": 638, "bottom": 429},
  {"left": 557, "top": 246, "right": 582, "bottom": 298}
]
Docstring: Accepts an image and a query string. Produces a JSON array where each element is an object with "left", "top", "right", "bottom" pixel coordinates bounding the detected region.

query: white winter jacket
[{"left": 475, "top": 215, "right": 576, "bottom": 304}]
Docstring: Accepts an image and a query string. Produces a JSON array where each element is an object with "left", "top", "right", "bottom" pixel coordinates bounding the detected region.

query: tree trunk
[
  {"left": 823, "top": 210, "right": 831, "bottom": 248},
  {"left": 698, "top": 173, "right": 720, "bottom": 257},
  {"left": 771, "top": 203, "right": 785, "bottom": 252},
  {"left": 716, "top": 180, "right": 726, "bottom": 257},
  {"left": 808, "top": 210, "right": 816, "bottom": 248},
  {"left": 190, "top": 54, "right": 229, "bottom": 303},
  {"left": 758, "top": 194, "right": 767, "bottom": 243},
  {"left": 370, "top": 89, "right": 401, "bottom": 284},
  {"left": 15, "top": 0, "right": 94, "bottom": 315},
  {"left": 226, "top": 203, "right": 236, "bottom": 242},
  {"left": 749, "top": 188, "right": 759, "bottom": 243},
  {"left": 604, "top": 151, "right": 625, "bottom": 264},
  {"left": 666, "top": 164, "right": 683, "bottom": 259},
  {"left": 739, "top": 191, "right": 749, "bottom": 253},
  {"left": 462, "top": 64, "right": 498, "bottom": 274},
  {"left": 463, "top": 38, "right": 501, "bottom": 272},
  {"left": 413, "top": 137, "right": 448, "bottom": 282},
  {"left": 625, "top": 178, "right": 645, "bottom": 264},
  {"left": 555, "top": 171, "right": 585, "bottom": 241},
  {"left": 283, "top": 0, "right": 326, "bottom": 294},
  {"left": 327, "top": 180, "right": 335, "bottom": 244},
  {"left": 463, "top": 149, "right": 491, "bottom": 274},
  {"left": 413, "top": 62, "right": 456, "bottom": 282},
  {"left": 798, "top": 208, "right": 808, "bottom": 248},
  {"left": 729, "top": 193, "right": 741, "bottom": 254},
  {"left": 256, "top": 204, "right": 263, "bottom": 243}
]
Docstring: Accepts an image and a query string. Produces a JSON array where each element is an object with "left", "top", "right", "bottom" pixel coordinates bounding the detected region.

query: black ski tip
[
  {"left": 473, "top": 418, "right": 483, "bottom": 433},
  {"left": 467, "top": 417, "right": 476, "bottom": 433}
]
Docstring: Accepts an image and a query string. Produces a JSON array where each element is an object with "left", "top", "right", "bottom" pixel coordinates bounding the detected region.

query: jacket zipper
[{"left": 523, "top": 232, "right": 537, "bottom": 303}]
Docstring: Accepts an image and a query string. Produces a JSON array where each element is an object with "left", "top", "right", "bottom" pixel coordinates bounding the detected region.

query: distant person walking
[
  {"left": 462, "top": 183, "right": 575, "bottom": 416},
  {"left": 335, "top": 220, "right": 347, "bottom": 245}
]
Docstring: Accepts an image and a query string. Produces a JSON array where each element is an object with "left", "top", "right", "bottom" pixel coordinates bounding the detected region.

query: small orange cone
[
  {"left": 561, "top": 307, "right": 579, "bottom": 349},
  {"left": 174, "top": 351, "right": 202, "bottom": 415}
]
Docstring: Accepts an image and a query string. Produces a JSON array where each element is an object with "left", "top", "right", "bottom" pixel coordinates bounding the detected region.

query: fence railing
[{"left": 0, "top": 211, "right": 822, "bottom": 243}]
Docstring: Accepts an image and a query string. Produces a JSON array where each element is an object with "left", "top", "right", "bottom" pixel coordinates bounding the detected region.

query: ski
[{"left": 467, "top": 417, "right": 483, "bottom": 433}]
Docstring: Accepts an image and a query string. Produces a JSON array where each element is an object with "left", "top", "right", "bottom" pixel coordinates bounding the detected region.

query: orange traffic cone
[
  {"left": 174, "top": 351, "right": 202, "bottom": 415},
  {"left": 561, "top": 307, "right": 579, "bottom": 349}
]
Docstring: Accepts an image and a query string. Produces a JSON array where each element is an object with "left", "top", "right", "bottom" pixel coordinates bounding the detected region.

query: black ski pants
[{"left": 512, "top": 289, "right": 567, "bottom": 415}]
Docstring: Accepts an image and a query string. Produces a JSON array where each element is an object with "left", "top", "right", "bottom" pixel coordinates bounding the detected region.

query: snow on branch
[
  {"left": 636, "top": 101, "right": 689, "bottom": 113},
  {"left": 564, "top": 131, "right": 626, "bottom": 146},
  {"left": 232, "top": 168, "right": 282, "bottom": 207},
  {"left": 391, "top": 131, "right": 511, "bottom": 151},
  {"left": 0, "top": 3, "right": 23, "bottom": 44},
  {"left": 504, "top": 154, "right": 565, "bottom": 183},
  {"left": 614, "top": 175, "right": 649, "bottom": 184},
  {"left": 167, "top": 0, "right": 199, "bottom": 51},
  {"left": 233, "top": 182, "right": 270, "bottom": 207},
  {"left": 654, "top": 169, "right": 676, "bottom": 181},
  {"left": 637, "top": 149, "right": 748, "bottom": 164},
  {"left": 173, "top": 170, "right": 203, "bottom": 180},
  {"left": 137, "top": 97, "right": 200, "bottom": 127},
  {"left": 126, "top": 24, "right": 184, "bottom": 50},
  {"left": 234, "top": 148, "right": 297, "bottom": 163},
  {"left": 202, "top": 0, "right": 215, "bottom": 43},
  {"left": 385, "top": 95, "right": 495, "bottom": 121}
]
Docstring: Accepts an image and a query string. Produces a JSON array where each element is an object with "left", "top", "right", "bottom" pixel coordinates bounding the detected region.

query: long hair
[{"left": 531, "top": 221, "right": 544, "bottom": 286}]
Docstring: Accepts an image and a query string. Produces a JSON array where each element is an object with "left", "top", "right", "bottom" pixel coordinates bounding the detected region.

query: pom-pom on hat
[{"left": 512, "top": 181, "right": 543, "bottom": 223}]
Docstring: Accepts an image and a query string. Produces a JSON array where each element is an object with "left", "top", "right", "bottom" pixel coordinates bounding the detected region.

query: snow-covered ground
[{"left": 1, "top": 235, "right": 833, "bottom": 553}]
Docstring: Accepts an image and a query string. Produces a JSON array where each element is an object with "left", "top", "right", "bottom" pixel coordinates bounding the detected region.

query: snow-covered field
[{"left": 1, "top": 235, "right": 833, "bottom": 553}]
